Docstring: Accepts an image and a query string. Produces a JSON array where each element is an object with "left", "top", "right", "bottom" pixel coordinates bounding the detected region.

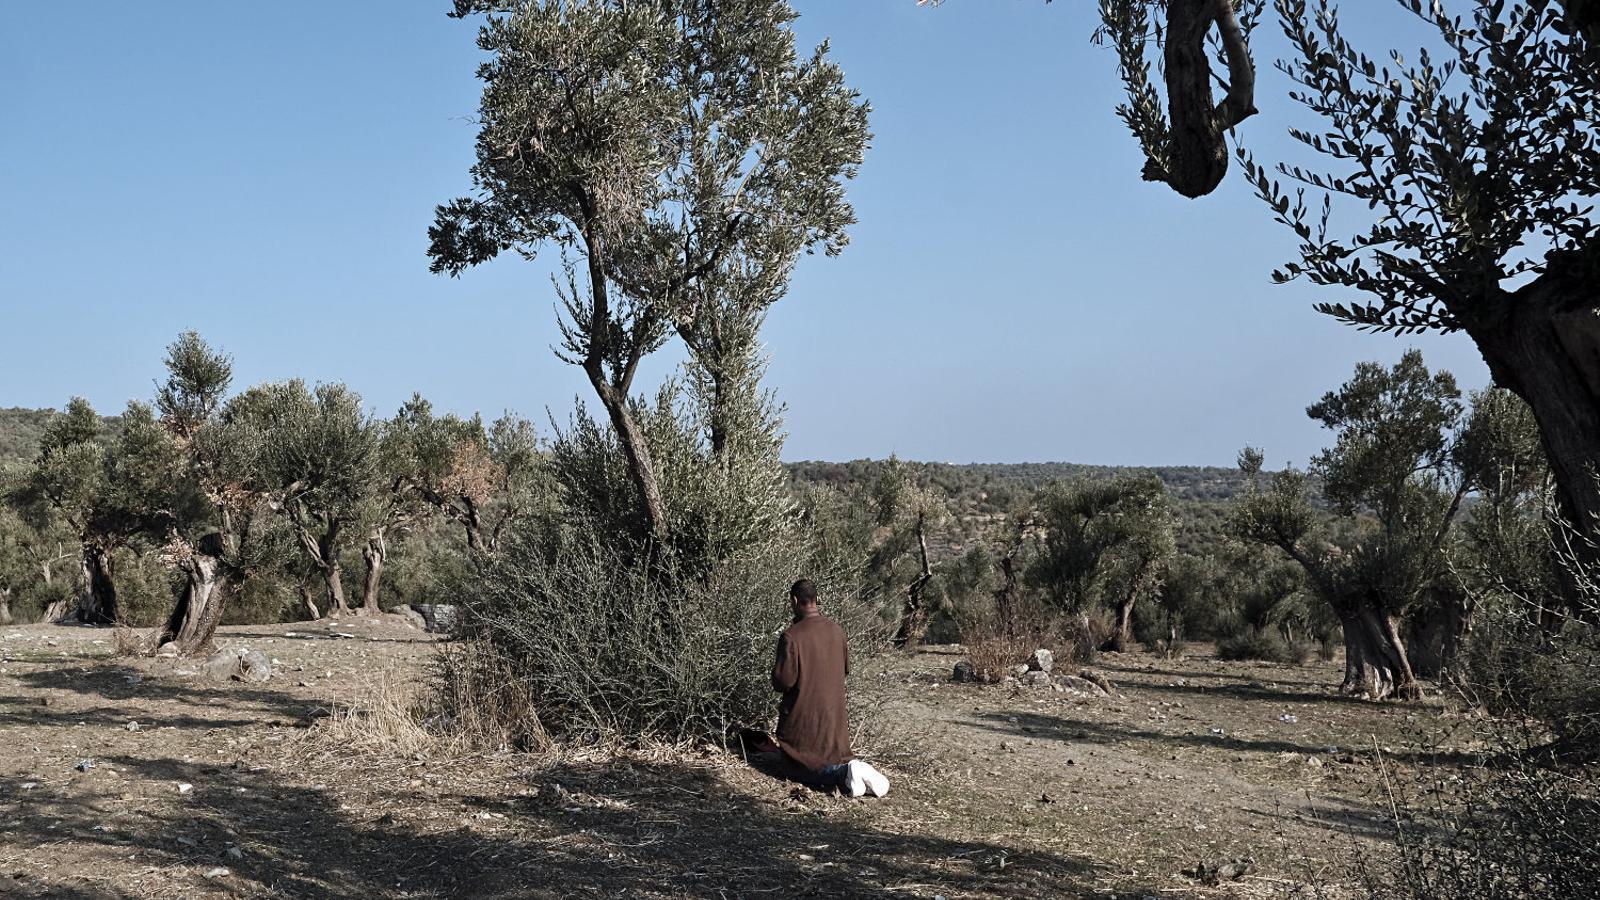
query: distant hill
[
  {"left": 0, "top": 407, "right": 57, "bottom": 466},
  {"left": 0, "top": 406, "right": 126, "bottom": 468}
]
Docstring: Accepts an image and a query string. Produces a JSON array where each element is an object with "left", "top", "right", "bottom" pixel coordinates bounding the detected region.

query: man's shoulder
[{"left": 786, "top": 614, "right": 845, "bottom": 638}]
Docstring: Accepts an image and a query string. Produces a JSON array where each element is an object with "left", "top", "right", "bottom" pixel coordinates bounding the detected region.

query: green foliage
[
  {"left": 1216, "top": 624, "right": 1308, "bottom": 664},
  {"left": 1244, "top": 0, "right": 1598, "bottom": 335},
  {"left": 1025, "top": 474, "right": 1174, "bottom": 612},
  {"left": 1233, "top": 351, "right": 1469, "bottom": 624}
]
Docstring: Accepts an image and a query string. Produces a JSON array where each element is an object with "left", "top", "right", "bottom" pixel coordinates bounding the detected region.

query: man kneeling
[{"left": 771, "top": 578, "right": 889, "bottom": 798}]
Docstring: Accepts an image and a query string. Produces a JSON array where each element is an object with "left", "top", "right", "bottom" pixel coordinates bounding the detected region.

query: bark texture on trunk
[
  {"left": 324, "top": 561, "right": 349, "bottom": 615},
  {"left": 590, "top": 378, "right": 671, "bottom": 545},
  {"left": 299, "top": 578, "right": 322, "bottom": 621},
  {"left": 1338, "top": 603, "right": 1421, "bottom": 700},
  {"left": 579, "top": 229, "right": 670, "bottom": 546},
  {"left": 1104, "top": 593, "right": 1138, "bottom": 654},
  {"left": 155, "top": 537, "right": 227, "bottom": 657},
  {"left": 1469, "top": 265, "right": 1600, "bottom": 591},
  {"left": 78, "top": 544, "right": 118, "bottom": 625},
  {"left": 1159, "top": 0, "right": 1257, "bottom": 197},
  {"left": 360, "top": 530, "right": 387, "bottom": 614},
  {"left": 995, "top": 551, "right": 1020, "bottom": 638},
  {"left": 0, "top": 589, "right": 12, "bottom": 626}
]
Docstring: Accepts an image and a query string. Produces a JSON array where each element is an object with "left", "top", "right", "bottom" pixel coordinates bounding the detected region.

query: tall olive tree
[
  {"left": 149, "top": 333, "right": 272, "bottom": 654},
  {"left": 430, "top": 0, "right": 869, "bottom": 545},
  {"left": 1232, "top": 351, "right": 1471, "bottom": 698}
]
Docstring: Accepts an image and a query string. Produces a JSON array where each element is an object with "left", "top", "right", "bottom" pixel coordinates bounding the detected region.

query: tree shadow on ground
[
  {"left": 8, "top": 752, "right": 1110, "bottom": 899},
  {"left": 11, "top": 665, "right": 324, "bottom": 726},
  {"left": 1125, "top": 677, "right": 1410, "bottom": 711},
  {"left": 971, "top": 710, "right": 1477, "bottom": 767}
]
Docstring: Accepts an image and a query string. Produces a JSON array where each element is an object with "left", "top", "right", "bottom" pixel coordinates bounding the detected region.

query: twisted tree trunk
[
  {"left": 1338, "top": 601, "right": 1421, "bottom": 700},
  {"left": 893, "top": 511, "right": 935, "bottom": 649},
  {"left": 1470, "top": 275, "right": 1600, "bottom": 599},
  {"left": 360, "top": 529, "right": 387, "bottom": 614},
  {"left": 1159, "top": 0, "right": 1257, "bottom": 197},
  {"left": 78, "top": 544, "right": 118, "bottom": 625},
  {"left": 154, "top": 536, "right": 227, "bottom": 657}
]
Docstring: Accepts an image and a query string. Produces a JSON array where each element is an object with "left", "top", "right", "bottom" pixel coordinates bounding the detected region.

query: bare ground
[{"left": 0, "top": 621, "right": 1475, "bottom": 899}]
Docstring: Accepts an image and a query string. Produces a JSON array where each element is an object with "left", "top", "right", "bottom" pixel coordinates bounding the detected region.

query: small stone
[
  {"left": 177, "top": 783, "right": 194, "bottom": 794},
  {"left": 203, "top": 867, "right": 231, "bottom": 879},
  {"left": 951, "top": 661, "right": 981, "bottom": 683},
  {"left": 225, "top": 846, "right": 244, "bottom": 860},
  {"left": 1026, "top": 649, "right": 1054, "bottom": 673},
  {"left": 125, "top": 721, "right": 141, "bottom": 732},
  {"left": 75, "top": 758, "right": 94, "bottom": 772}
]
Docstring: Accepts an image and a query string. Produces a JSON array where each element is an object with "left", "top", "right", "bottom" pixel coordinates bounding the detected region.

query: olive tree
[
  {"left": 149, "top": 333, "right": 275, "bottom": 654},
  {"left": 385, "top": 395, "right": 543, "bottom": 558},
  {"left": 1242, "top": 0, "right": 1600, "bottom": 579},
  {"left": 230, "top": 381, "right": 376, "bottom": 618},
  {"left": 1232, "top": 351, "right": 1474, "bottom": 698},
  {"left": 1026, "top": 474, "right": 1175, "bottom": 651},
  {"left": 7, "top": 399, "right": 182, "bottom": 624},
  {"left": 429, "top": 0, "right": 870, "bottom": 545},
  {"left": 862, "top": 457, "right": 946, "bottom": 648}
]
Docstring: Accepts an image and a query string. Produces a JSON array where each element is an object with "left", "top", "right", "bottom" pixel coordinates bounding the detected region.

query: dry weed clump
[
  {"left": 957, "top": 601, "right": 1104, "bottom": 682},
  {"left": 431, "top": 639, "right": 548, "bottom": 752},
  {"left": 292, "top": 676, "right": 452, "bottom": 763}
]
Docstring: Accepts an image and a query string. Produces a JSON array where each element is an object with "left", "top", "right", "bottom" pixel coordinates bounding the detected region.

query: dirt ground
[{"left": 0, "top": 621, "right": 1474, "bottom": 899}]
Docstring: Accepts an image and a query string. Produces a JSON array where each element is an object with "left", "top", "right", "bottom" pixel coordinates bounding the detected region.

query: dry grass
[
  {"left": 430, "top": 639, "right": 549, "bottom": 752},
  {"left": 292, "top": 675, "right": 451, "bottom": 763},
  {"left": 113, "top": 623, "right": 151, "bottom": 657}
]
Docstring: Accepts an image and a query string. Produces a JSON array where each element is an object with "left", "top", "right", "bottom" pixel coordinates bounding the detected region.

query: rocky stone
[
  {"left": 199, "top": 648, "right": 274, "bottom": 683},
  {"left": 951, "top": 660, "right": 981, "bottom": 683},
  {"left": 1026, "top": 649, "right": 1054, "bottom": 673},
  {"left": 1052, "top": 674, "right": 1109, "bottom": 697},
  {"left": 411, "top": 603, "right": 458, "bottom": 634},
  {"left": 1024, "top": 670, "right": 1052, "bottom": 688},
  {"left": 1183, "top": 857, "right": 1255, "bottom": 886},
  {"left": 388, "top": 605, "right": 427, "bottom": 630},
  {"left": 1078, "top": 669, "right": 1115, "bottom": 695},
  {"left": 1009, "top": 663, "right": 1030, "bottom": 678}
]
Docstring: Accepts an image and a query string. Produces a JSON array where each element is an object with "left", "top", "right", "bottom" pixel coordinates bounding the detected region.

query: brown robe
[{"left": 772, "top": 611, "right": 853, "bottom": 772}]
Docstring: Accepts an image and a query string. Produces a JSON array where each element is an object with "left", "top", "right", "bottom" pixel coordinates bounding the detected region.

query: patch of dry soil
[{"left": 0, "top": 623, "right": 1470, "bottom": 898}]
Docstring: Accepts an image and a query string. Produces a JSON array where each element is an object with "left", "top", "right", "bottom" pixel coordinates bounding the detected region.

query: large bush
[{"left": 441, "top": 374, "right": 883, "bottom": 746}]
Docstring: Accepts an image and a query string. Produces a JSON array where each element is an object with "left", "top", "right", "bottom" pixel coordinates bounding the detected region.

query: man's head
[{"left": 789, "top": 578, "right": 819, "bottom": 619}]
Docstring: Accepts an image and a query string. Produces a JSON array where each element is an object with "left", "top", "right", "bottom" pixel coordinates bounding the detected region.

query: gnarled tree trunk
[
  {"left": 77, "top": 544, "right": 118, "bottom": 625},
  {"left": 154, "top": 535, "right": 227, "bottom": 657},
  {"left": 299, "top": 575, "right": 322, "bottom": 621},
  {"left": 360, "top": 529, "right": 387, "bottom": 614},
  {"left": 1104, "top": 590, "right": 1138, "bottom": 654},
  {"left": 1470, "top": 268, "right": 1600, "bottom": 597},
  {"left": 1338, "top": 601, "right": 1421, "bottom": 700}
]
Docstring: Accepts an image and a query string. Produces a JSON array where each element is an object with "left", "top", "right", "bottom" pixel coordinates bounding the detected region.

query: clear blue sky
[{"left": 0, "top": 2, "right": 1488, "bottom": 467}]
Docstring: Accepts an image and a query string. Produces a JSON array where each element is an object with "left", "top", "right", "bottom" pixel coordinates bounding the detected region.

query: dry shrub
[
  {"left": 1333, "top": 745, "right": 1600, "bottom": 900},
  {"left": 1216, "top": 623, "right": 1309, "bottom": 665},
  {"left": 444, "top": 529, "right": 878, "bottom": 747},
  {"left": 431, "top": 639, "right": 547, "bottom": 752},
  {"left": 295, "top": 676, "right": 456, "bottom": 762},
  {"left": 957, "top": 599, "right": 1108, "bottom": 682},
  {"left": 113, "top": 624, "right": 149, "bottom": 657}
]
